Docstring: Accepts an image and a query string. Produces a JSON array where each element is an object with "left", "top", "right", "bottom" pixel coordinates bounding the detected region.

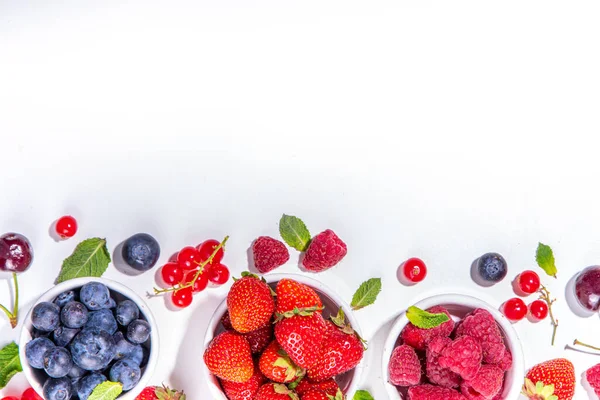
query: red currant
[
  {"left": 503, "top": 297, "right": 528, "bottom": 321},
  {"left": 161, "top": 262, "right": 183, "bottom": 285},
  {"left": 177, "top": 246, "right": 201, "bottom": 270},
  {"left": 185, "top": 270, "right": 209, "bottom": 292},
  {"left": 529, "top": 299, "right": 549, "bottom": 321},
  {"left": 55, "top": 215, "right": 78, "bottom": 238},
  {"left": 402, "top": 258, "right": 427, "bottom": 283},
  {"left": 518, "top": 270, "right": 541, "bottom": 294},
  {"left": 208, "top": 263, "right": 230, "bottom": 285},
  {"left": 21, "top": 388, "right": 43, "bottom": 400},
  {"left": 171, "top": 287, "right": 194, "bottom": 308},
  {"left": 197, "top": 239, "right": 224, "bottom": 265}
]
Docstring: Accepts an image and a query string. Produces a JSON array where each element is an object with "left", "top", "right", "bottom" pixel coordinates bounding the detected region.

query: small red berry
[
  {"left": 208, "top": 263, "right": 230, "bottom": 285},
  {"left": 197, "top": 239, "right": 224, "bottom": 265},
  {"left": 185, "top": 270, "right": 209, "bottom": 292},
  {"left": 55, "top": 215, "right": 78, "bottom": 238},
  {"left": 172, "top": 286, "right": 194, "bottom": 308},
  {"left": 503, "top": 297, "right": 528, "bottom": 321},
  {"left": 21, "top": 388, "right": 43, "bottom": 400},
  {"left": 161, "top": 262, "right": 184, "bottom": 285},
  {"left": 402, "top": 258, "right": 427, "bottom": 283},
  {"left": 529, "top": 299, "right": 549, "bottom": 321},
  {"left": 178, "top": 246, "right": 201, "bottom": 270},
  {"left": 518, "top": 270, "right": 541, "bottom": 295}
]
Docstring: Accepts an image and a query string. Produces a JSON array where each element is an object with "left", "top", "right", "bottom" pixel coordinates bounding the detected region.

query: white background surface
[{"left": 1, "top": 1, "right": 600, "bottom": 398}]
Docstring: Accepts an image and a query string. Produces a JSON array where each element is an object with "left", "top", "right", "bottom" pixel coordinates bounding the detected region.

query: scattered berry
[
  {"left": 477, "top": 253, "right": 508, "bottom": 283},
  {"left": 302, "top": 230, "right": 347, "bottom": 272},
  {"left": 586, "top": 363, "right": 600, "bottom": 398},
  {"left": 503, "top": 297, "right": 527, "bottom": 321},
  {"left": 161, "top": 262, "right": 184, "bottom": 286},
  {"left": 274, "top": 311, "right": 327, "bottom": 369},
  {"left": 0, "top": 232, "right": 34, "bottom": 272},
  {"left": 575, "top": 266, "right": 600, "bottom": 312},
  {"left": 438, "top": 336, "right": 482, "bottom": 381},
  {"left": 407, "top": 384, "right": 467, "bottom": 400},
  {"left": 227, "top": 273, "right": 275, "bottom": 333},
  {"left": 197, "top": 239, "right": 224, "bottom": 265},
  {"left": 55, "top": 216, "right": 78, "bottom": 239},
  {"left": 221, "top": 364, "right": 267, "bottom": 400},
  {"left": 529, "top": 299, "right": 549, "bottom": 321},
  {"left": 456, "top": 309, "right": 506, "bottom": 364},
  {"left": 518, "top": 270, "right": 541, "bottom": 295},
  {"left": 402, "top": 257, "right": 428, "bottom": 284},
  {"left": 171, "top": 287, "right": 193, "bottom": 308},
  {"left": 275, "top": 279, "right": 323, "bottom": 315},
  {"left": 21, "top": 388, "right": 43, "bottom": 400},
  {"left": 426, "top": 336, "right": 461, "bottom": 389},
  {"left": 388, "top": 344, "right": 421, "bottom": 386},
  {"left": 252, "top": 236, "right": 290, "bottom": 273},
  {"left": 259, "top": 340, "right": 302, "bottom": 383},
  {"left": 462, "top": 365, "right": 504, "bottom": 399},
  {"left": 203, "top": 331, "right": 254, "bottom": 383},
  {"left": 177, "top": 246, "right": 201, "bottom": 270},
  {"left": 122, "top": 233, "right": 161, "bottom": 271},
  {"left": 523, "top": 358, "right": 575, "bottom": 400},
  {"left": 207, "top": 263, "right": 230, "bottom": 285},
  {"left": 401, "top": 306, "right": 454, "bottom": 350}
]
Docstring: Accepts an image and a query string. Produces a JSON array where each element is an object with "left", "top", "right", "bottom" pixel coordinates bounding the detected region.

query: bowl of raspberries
[
  {"left": 383, "top": 294, "right": 524, "bottom": 400},
  {"left": 19, "top": 278, "right": 159, "bottom": 400},
  {"left": 203, "top": 273, "right": 365, "bottom": 400}
]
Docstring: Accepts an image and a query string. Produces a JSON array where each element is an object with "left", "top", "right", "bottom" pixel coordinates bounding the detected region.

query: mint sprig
[
  {"left": 57, "top": 238, "right": 111, "bottom": 283},
  {"left": 406, "top": 306, "right": 450, "bottom": 329},
  {"left": 351, "top": 278, "right": 382, "bottom": 310},
  {"left": 279, "top": 214, "right": 311, "bottom": 252},
  {"left": 536, "top": 242, "right": 557, "bottom": 278},
  {"left": 0, "top": 342, "right": 22, "bottom": 389},
  {"left": 88, "top": 381, "right": 123, "bottom": 400}
]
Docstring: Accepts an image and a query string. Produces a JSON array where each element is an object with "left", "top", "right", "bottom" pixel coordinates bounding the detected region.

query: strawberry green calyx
[
  {"left": 522, "top": 378, "right": 558, "bottom": 400},
  {"left": 273, "top": 383, "right": 299, "bottom": 400},
  {"left": 274, "top": 306, "right": 323, "bottom": 322},
  {"left": 154, "top": 384, "right": 186, "bottom": 400},
  {"left": 234, "top": 272, "right": 277, "bottom": 296},
  {"left": 287, "top": 375, "right": 303, "bottom": 390},
  {"left": 326, "top": 389, "right": 345, "bottom": 400},
  {"left": 274, "top": 349, "right": 306, "bottom": 381},
  {"left": 330, "top": 308, "right": 368, "bottom": 349}
]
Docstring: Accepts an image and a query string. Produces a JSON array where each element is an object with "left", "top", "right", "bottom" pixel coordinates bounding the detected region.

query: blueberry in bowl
[{"left": 20, "top": 278, "right": 159, "bottom": 400}]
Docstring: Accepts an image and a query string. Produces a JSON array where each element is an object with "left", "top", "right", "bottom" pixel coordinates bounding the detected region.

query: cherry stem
[
  {"left": 573, "top": 339, "right": 600, "bottom": 351},
  {"left": 538, "top": 285, "right": 558, "bottom": 346},
  {"left": 153, "top": 236, "right": 229, "bottom": 295},
  {"left": 0, "top": 273, "right": 19, "bottom": 328}
]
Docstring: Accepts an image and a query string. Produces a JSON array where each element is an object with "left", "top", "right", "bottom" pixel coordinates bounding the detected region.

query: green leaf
[
  {"left": 57, "top": 238, "right": 111, "bottom": 283},
  {"left": 353, "top": 390, "right": 374, "bottom": 400},
  {"left": 351, "top": 278, "right": 382, "bottom": 310},
  {"left": 88, "top": 381, "right": 123, "bottom": 400},
  {"left": 406, "top": 306, "right": 450, "bottom": 329},
  {"left": 536, "top": 242, "right": 557, "bottom": 278},
  {"left": 279, "top": 214, "right": 311, "bottom": 251},
  {"left": 0, "top": 342, "right": 22, "bottom": 389}
]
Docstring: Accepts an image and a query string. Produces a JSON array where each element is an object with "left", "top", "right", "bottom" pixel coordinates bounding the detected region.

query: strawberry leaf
[
  {"left": 351, "top": 278, "right": 382, "bottom": 310},
  {"left": 406, "top": 306, "right": 450, "bottom": 329},
  {"left": 536, "top": 242, "right": 557, "bottom": 278},
  {"left": 279, "top": 214, "right": 311, "bottom": 252}
]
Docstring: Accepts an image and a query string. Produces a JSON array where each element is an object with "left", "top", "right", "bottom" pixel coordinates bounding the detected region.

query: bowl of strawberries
[
  {"left": 202, "top": 273, "right": 365, "bottom": 400},
  {"left": 382, "top": 294, "right": 525, "bottom": 400}
]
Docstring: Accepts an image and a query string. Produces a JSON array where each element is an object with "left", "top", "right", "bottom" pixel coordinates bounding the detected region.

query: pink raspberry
[
  {"left": 492, "top": 349, "right": 513, "bottom": 371},
  {"left": 586, "top": 363, "right": 600, "bottom": 397},
  {"left": 302, "top": 230, "right": 347, "bottom": 272},
  {"left": 408, "top": 384, "right": 467, "bottom": 400},
  {"left": 388, "top": 344, "right": 422, "bottom": 386},
  {"left": 426, "top": 337, "right": 461, "bottom": 388},
  {"left": 401, "top": 306, "right": 455, "bottom": 350},
  {"left": 438, "top": 336, "right": 482, "bottom": 381},
  {"left": 462, "top": 365, "right": 504, "bottom": 399},
  {"left": 456, "top": 308, "right": 506, "bottom": 364},
  {"left": 252, "top": 236, "right": 290, "bottom": 273}
]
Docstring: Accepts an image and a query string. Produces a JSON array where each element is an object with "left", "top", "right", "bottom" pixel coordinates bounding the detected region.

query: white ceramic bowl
[
  {"left": 382, "top": 294, "right": 525, "bottom": 400},
  {"left": 19, "top": 277, "right": 159, "bottom": 400},
  {"left": 203, "top": 273, "right": 365, "bottom": 399}
]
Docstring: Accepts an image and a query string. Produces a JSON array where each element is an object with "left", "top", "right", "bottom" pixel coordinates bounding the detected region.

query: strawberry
[
  {"left": 228, "top": 272, "right": 275, "bottom": 333},
  {"left": 294, "top": 378, "right": 340, "bottom": 397},
  {"left": 221, "top": 310, "right": 273, "bottom": 354},
  {"left": 203, "top": 331, "right": 254, "bottom": 383},
  {"left": 274, "top": 308, "right": 328, "bottom": 369},
  {"left": 221, "top": 363, "right": 267, "bottom": 400},
  {"left": 255, "top": 383, "right": 299, "bottom": 400},
  {"left": 259, "top": 340, "right": 304, "bottom": 383},
  {"left": 522, "top": 358, "right": 575, "bottom": 400},
  {"left": 275, "top": 279, "right": 323, "bottom": 314},
  {"left": 300, "top": 388, "right": 345, "bottom": 400},
  {"left": 135, "top": 385, "right": 185, "bottom": 400},
  {"left": 307, "top": 309, "right": 365, "bottom": 382}
]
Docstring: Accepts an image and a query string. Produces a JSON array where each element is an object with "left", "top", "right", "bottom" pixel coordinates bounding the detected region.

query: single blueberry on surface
[
  {"left": 127, "top": 319, "right": 151, "bottom": 344},
  {"left": 109, "top": 358, "right": 141, "bottom": 391},
  {"left": 76, "top": 373, "right": 107, "bottom": 400},
  {"left": 114, "top": 334, "right": 144, "bottom": 365},
  {"left": 80, "top": 282, "right": 111, "bottom": 311},
  {"left": 32, "top": 302, "right": 61, "bottom": 332},
  {"left": 25, "top": 337, "right": 55, "bottom": 369},
  {"left": 43, "top": 347, "right": 74, "bottom": 378},
  {"left": 122, "top": 233, "right": 161, "bottom": 271},
  {"left": 53, "top": 290, "right": 76, "bottom": 308},
  {"left": 60, "top": 301, "right": 89, "bottom": 329},
  {"left": 70, "top": 328, "right": 116, "bottom": 371},
  {"left": 477, "top": 252, "right": 508, "bottom": 283},
  {"left": 53, "top": 326, "right": 80, "bottom": 347},
  {"left": 116, "top": 300, "right": 139, "bottom": 326},
  {"left": 43, "top": 377, "right": 72, "bottom": 400},
  {"left": 67, "top": 363, "right": 86, "bottom": 379},
  {"left": 85, "top": 309, "right": 118, "bottom": 335}
]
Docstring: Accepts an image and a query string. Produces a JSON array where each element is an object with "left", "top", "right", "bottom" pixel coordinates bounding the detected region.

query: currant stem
[
  {"left": 573, "top": 339, "right": 600, "bottom": 351},
  {"left": 538, "top": 285, "right": 558, "bottom": 346},
  {"left": 0, "top": 273, "right": 19, "bottom": 328}
]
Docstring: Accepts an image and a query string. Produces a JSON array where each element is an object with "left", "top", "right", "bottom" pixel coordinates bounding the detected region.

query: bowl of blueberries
[{"left": 19, "top": 277, "right": 159, "bottom": 400}]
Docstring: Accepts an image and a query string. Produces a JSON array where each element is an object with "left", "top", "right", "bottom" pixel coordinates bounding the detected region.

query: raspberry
[
  {"left": 492, "top": 349, "right": 513, "bottom": 371},
  {"left": 252, "top": 236, "right": 290, "bottom": 273},
  {"left": 401, "top": 306, "right": 455, "bottom": 350},
  {"left": 388, "top": 344, "right": 422, "bottom": 386},
  {"left": 462, "top": 365, "right": 504, "bottom": 399},
  {"left": 455, "top": 309, "right": 506, "bottom": 364},
  {"left": 438, "top": 336, "right": 482, "bottom": 381},
  {"left": 426, "top": 337, "right": 461, "bottom": 388},
  {"left": 302, "top": 230, "right": 347, "bottom": 272},
  {"left": 407, "top": 384, "right": 467, "bottom": 400},
  {"left": 586, "top": 363, "right": 600, "bottom": 397}
]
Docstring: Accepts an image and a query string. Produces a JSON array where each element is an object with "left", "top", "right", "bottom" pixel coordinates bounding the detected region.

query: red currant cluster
[{"left": 155, "top": 237, "right": 230, "bottom": 309}]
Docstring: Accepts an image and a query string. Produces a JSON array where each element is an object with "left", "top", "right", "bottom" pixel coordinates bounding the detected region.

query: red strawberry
[
  {"left": 228, "top": 272, "right": 275, "bottom": 333},
  {"left": 255, "top": 383, "right": 299, "bottom": 400},
  {"left": 135, "top": 385, "right": 186, "bottom": 400},
  {"left": 307, "top": 310, "right": 365, "bottom": 382},
  {"left": 259, "top": 340, "right": 304, "bottom": 383},
  {"left": 300, "top": 387, "right": 344, "bottom": 400},
  {"left": 203, "top": 331, "right": 254, "bottom": 383},
  {"left": 221, "top": 363, "right": 267, "bottom": 400},
  {"left": 274, "top": 308, "right": 327, "bottom": 369},
  {"left": 523, "top": 358, "right": 575, "bottom": 400},
  {"left": 221, "top": 310, "right": 273, "bottom": 354},
  {"left": 294, "top": 378, "right": 340, "bottom": 397},
  {"left": 275, "top": 279, "right": 323, "bottom": 315}
]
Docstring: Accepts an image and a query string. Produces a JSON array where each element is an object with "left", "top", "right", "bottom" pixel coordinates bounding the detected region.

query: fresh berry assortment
[
  {"left": 516, "top": 270, "right": 541, "bottom": 295},
  {"left": 252, "top": 236, "right": 290, "bottom": 274},
  {"left": 502, "top": 298, "right": 527, "bottom": 322},
  {"left": 400, "top": 257, "right": 428, "bottom": 285},
  {"left": 122, "top": 233, "right": 161, "bottom": 272},
  {"left": 55, "top": 216, "right": 78, "bottom": 239},
  {"left": 523, "top": 358, "right": 575, "bottom": 400},
  {"left": 24, "top": 282, "right": 152, "bottom": 399},
  {"left": 476, "top": 253, "right": 508, "bottom": 284}
]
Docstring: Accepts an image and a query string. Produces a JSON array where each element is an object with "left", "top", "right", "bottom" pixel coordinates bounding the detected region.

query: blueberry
[
  {"left": 122, "top": 233, "right": 160, "bottom": 271},
  {"left": 32, "top": 327, "right": 51, "bottom": 339},
  {"left": 25, "top": 337, "right": 55, "bottom": 369},
  {"left": 116, "top": 300, "right": 139, "bottom": 326},
  {"left": 54, "top": 290, "right": 76, "bottom": 308},
  {"left": 53, "top": 326, "right": 80, "bottom": 347},
  {"left": 67, "top": 363, "right": 86, "bottom": 379},
  {"left": 140, "top": 346, "right": 149, "bottom": 368},
  {"left": 31, "top": 302, "right": 61, "bottom": 332},
  {"left": 60, "top": 301, "right": 89, "bottom": 329},
  {"left": 70, "top": 328, "right": 116, "bottom": 371},
  {"left": 43, "top": 347, "right": 73, "bottom": 378},
  {"left": 105, "top": 297, "right": 117, "bottom": 309},
  {"left": 109, "top": 358, "right": 141, "bottom": 391},
  {"left": 76, "top": 373, "right": 107, "bottom": 400},
  {"left": 126, "top": 319, "right": 151, "bottom": 344},
  {"left": 113, "top": 333, "right": 144, "bottom": 365},
  {"left": 477, "top": 252, "right": 508, "bottom": 283},
  {"left": 43, "top": 377, "right": 72, "bottom": 400},
  {"left": 80, "top": 282, "right": 111, "bottom": 311},
  {"left": 85, "top": 309, "right": 118, "bottom": 335}
]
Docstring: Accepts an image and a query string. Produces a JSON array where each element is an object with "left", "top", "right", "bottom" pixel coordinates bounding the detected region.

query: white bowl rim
[
  {"left": 202, "top": 272, "right": 365, "bottom": 399},
  {"left": 19, "top": 277, "right": 160, "bottom": 400},
  {"left": 381, "top": 293, "right": 525, "bottom": 400}
]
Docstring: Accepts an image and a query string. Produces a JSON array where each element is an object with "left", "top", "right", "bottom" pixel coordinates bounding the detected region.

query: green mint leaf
[
  {"left": 351, "top": 278, "right": 382, "bottom": 310},
  {"left": 279, "top": 214, "right": 311, "bottom": 251},
  {"left": 353, "top": 390, "right": 375, "bottom": 400},
  {"left": 57, "top": 238, "right": 111, "bottom": 283},
  {"left": 88, "top": 381, "right": 123, "bottom": 400},
  {"left": 536, "top": 242, "right": 557, "bottom": 278},
  {"left": 406, "top": 306, "right": 450, "bottom": 329},
  {"left": 0, "top": 342, "right": 22, "bottom": 389}
]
